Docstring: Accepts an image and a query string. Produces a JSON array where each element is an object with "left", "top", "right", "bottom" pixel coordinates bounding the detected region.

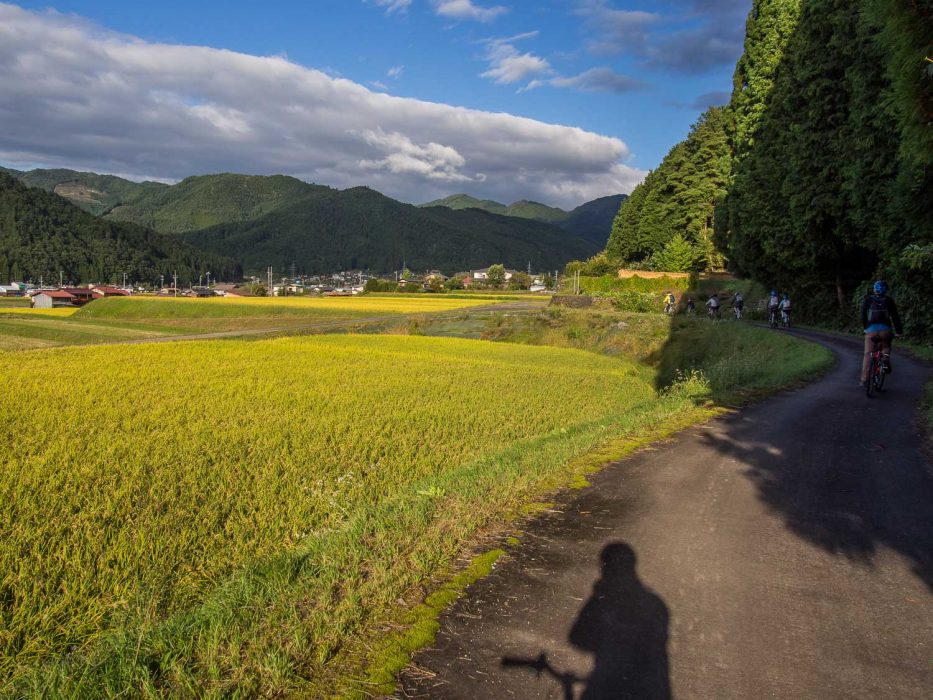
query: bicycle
[
  {"left": 502, "top": 653, "right": 584, "bottom": 700},
  {"left": 707, "top": 305, "right": 720, "bottom": 320},
  {"left": 733, "top": 305, "right": 743, "bottom": 320},
  {"left": 768, "top": 307, "right": 779, "bottom": 329},
  {"left": 781, "top": 309, "right": 791, "bottom": 329},
  {"left": 865, "top": 335, "right": 887, "bottom": 397},
  {"left": 663, "top": 301, "right": 675, "bottom": 316}
]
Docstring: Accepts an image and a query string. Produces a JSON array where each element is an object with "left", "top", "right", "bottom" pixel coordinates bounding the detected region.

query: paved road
[{"left": 400, "top": 330, "right": 933, "bottom": 699}]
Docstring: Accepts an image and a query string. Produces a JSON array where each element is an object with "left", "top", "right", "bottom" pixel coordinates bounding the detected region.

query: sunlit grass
[
  {"left": 78, "top": 295, "right": 504, "bottom": 320},
  {"left": 0, "top": 307, "right": 78, "bottom": 317}
]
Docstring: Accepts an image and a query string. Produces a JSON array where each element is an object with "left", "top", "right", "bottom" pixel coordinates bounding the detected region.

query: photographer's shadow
[{"left": 569, "top": 541, "right": 671, "bottom": 699}]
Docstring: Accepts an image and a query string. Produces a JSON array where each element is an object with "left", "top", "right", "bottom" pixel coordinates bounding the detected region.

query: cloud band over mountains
[{"left": 0, "top": 3, "right": 645, "bottom": 208}]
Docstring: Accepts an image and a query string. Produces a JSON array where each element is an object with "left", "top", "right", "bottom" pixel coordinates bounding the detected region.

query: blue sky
[{"left": 1, "top": 1, "right": 750, "bottom": 206}]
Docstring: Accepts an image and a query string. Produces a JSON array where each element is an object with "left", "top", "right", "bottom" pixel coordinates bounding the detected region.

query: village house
[
  {"left": 471, "top": 267, "right": 517, "bottom": 281},
  {"left": 31, "top": 290, "right": 76, "bottom": 308},
  {"left": 90, "top": 285, "right": 131, "bottom": 297},
  {"left": 0, "top": 283, "right": 25, "bottom": 297},
  {"left": 61, "top": 288, "right": 96, "bottom": 305}
]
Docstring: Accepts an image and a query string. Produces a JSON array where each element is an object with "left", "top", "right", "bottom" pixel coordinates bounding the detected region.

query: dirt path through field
[{"left": 400, "top": 329, "right": 933, "bottom": 700}]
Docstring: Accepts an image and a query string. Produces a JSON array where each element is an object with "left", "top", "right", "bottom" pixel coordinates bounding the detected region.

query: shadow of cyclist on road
[{"left": 569, "top": 541, "right": 672, "bottom": 699}]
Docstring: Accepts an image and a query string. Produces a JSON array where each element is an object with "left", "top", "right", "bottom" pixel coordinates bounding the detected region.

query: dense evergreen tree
[
  {"left": 722, "top": 0, "right": 931, "bottom": 338},
  {"left": 605, "top": 107, "right": 731, "bottom": 271},
  {"left": 0, "top": 173, "right": 240, "bottom": 285}
]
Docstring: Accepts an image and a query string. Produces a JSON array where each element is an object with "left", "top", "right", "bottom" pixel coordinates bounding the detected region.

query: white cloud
[
  {"left": 373, "top": 0, "right": 412, "bottom": 13},
  {"left": 0, "top": 4, "right": 644, "bottom": 208},
  {"left": 525, "top": 67, "right": 645, "bottom": 94},
  {"left": 433, "top": 0, "right": 507, "bottom": 23},
  {"left": 481, "top": 32, "right": 551, "bottom": 85},
  {"left": 387, "top": 64, "right": 404, "bottom": 79}
]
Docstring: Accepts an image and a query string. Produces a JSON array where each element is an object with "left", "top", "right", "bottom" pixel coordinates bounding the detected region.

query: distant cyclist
[
  {"left": 685, "top": 297, "right": 696, "bottom": 315},
  {"left": 706, "top": 293, "right": 720, "bottom": 320},
  {"left": 732, "top": 292, "right": 744, "bottom": 320},
  {"left": 663, "top": 292, "right": 676, "bottom": 315},
  {"left": 768, "top": 290, "right": 780, "bottom": 327},
  {"left": 860, "top": 280, "right": 903, "bottom": 387},
  {"left": 779, "top": 293, "right": 792, "bottom": 327}
]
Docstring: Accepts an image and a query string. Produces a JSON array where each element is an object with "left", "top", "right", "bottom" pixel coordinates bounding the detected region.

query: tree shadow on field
[{"left": 502, "top": 542, "right": 672, "bottom": 700}]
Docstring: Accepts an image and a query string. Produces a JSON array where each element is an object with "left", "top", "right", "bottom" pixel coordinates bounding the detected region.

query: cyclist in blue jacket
[{"left": 860, "top": 280, "right": 903, "bottom": 386}]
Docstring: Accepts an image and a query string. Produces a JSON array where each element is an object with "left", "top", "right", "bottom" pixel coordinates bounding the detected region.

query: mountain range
[
  {"left": 0, "top": 172, "right": 239, "bottom": 285},
  {"left": 420, "top": 193, "right": 627, "bottom": 246},
  {"left": 0, "top": 167, "right": 619, "bottom": 278}
]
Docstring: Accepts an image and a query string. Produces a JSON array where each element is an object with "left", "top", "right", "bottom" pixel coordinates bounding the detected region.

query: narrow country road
[{"left": 400, "top": 330, "right": 933, "bottom": 699}]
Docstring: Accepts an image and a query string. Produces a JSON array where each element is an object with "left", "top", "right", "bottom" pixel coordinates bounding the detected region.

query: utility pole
[
  {"left": 123, "top": 272, "right": 127, "bottom": 289},
  {"left": 206, "top": 271, "right": 211, "bottom": 287},
  {"left": 173, "top": 270, "right": 178, "bottom": 297},
  {"left": 160, "top": 274, "right": 164, "bottom": 291},
  {"left": 268, "top": 266, "right": 273, "bottom": 294},
  {"left": 59, "top": 270, "right": 63, "bottom": 288}
]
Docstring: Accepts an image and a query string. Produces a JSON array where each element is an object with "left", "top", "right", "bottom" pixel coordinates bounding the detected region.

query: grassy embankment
[
  {"left": 0, "top": 305, "right": 831, "bottom": 697},
  {"left": 0, "top": 295, "right": 517, "bottom": 350}
]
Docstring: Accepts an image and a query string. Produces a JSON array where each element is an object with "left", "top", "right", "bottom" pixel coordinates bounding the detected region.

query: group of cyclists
[
  {"left": 663, "top": 289, "right": 791, "bottom": 325},
  {"left": 661, "top": 279, "right": 904, "bottom": 391}
]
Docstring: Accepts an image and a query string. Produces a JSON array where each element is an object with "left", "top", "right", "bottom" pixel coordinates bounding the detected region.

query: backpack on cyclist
[{"left": 866, "top": 294, "right": 890, "bottom": 325}]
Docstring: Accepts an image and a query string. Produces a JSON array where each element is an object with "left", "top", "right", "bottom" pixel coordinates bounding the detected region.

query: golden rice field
[
  {"left": 0, "top": 333, "right": 683, "bottom": 696},
  {"left": 0, "top": 307, "right": 77, "bottom": 317},
  {"left": 78, "top": 294, "right": 506, "bottom": 320}
]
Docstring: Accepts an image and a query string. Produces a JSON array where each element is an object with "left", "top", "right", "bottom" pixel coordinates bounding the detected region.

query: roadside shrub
[{"left": 605, "top": 291, "right": 665, "bottom": 313}]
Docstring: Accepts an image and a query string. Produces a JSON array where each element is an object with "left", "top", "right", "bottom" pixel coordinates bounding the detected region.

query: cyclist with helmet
[
  {"left": 779, "top": 293, "right": 792, "bottom": 327},
  {"left": 663, "top": 291, "right": 676, "bottom": 315},
  {"left": 732, "top": 292, "right": 745, "bottom": 320},
  {"left": 860, "top": 280, "right": 903, "bottom": 386},
  {"left": 706, "top": 293, "right": 721, "bottom": 320},
  {"left": 685, "top": 297, "right": 696, "bottom": 315},
  {"left": 767, "top": 290, "right": 780, "bottom": 326}
]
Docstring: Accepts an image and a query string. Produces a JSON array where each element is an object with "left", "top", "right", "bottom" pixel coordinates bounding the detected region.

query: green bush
[
  {"left": 605, "top": 291, "right": 666, "bottom": 313},
  {"left": 577, "top": 274, "right": 694, "bottom": 295}
]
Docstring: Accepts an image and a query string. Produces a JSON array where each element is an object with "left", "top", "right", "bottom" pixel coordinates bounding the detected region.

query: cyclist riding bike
[
  {"left": 860, "top": 280, "right": 903, "bottom": 387},
  {"left": 706, "top": 293, "right": 720, "bottom": 320},
  {"left": 685, "top": 297, "right": 696, "bottom": 315},
  {"left": 767, "top": 290, "right": 780, "bottom": 327},
  {"left": 779, "top": 293, "right": 792, "bottom": 328},
  {"left": 732, "top": 292, "right": 744, "bottom": 320},
  {"left": 663, "top": 292, "right": 676, "bottom": 315}
]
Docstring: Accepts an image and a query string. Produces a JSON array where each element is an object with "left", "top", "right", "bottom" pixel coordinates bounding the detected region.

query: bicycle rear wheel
[
  {"left": 875, "top": 364, "right": 886, "bottom": 392},
  {"left": 866, "top": 357, "right": 876, "bottom": 397}
]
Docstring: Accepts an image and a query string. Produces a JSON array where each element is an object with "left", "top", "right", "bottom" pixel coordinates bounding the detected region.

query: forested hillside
[
  {"left": 605, "top": 107, "right": 731, "bottom": 271},
  {"left": 420, "top": 194, "right": 566, "bottom": 222},
  {"left": 0, "top": 173, "right": 240, "bottom": 284},
  {"left": 602, "top": 0, "right": 931, "bottom": 339},
  {"left": 184, "top": 185, "right": 599, "bottom": 274},
  {"left": 106, "top": 174, "right": 326, "bottom": 233},
  {"left": 719, "top": 0, "right": 932, "bottom": 338},
  {"left": 422, "top": 192, "right": 626, "bottom": 246},
  {"left": 10, "top": 168, "right": 167, "bottom": 216}
]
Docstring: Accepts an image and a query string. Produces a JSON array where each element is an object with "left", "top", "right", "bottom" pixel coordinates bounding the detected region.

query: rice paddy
[{"left": 0, "top": 298, "right": 833, "bottom": 696}]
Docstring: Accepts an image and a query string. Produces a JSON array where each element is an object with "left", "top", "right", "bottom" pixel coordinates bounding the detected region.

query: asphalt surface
[{"left": 399, "top": 329, "right": 933, "bottom": 699}]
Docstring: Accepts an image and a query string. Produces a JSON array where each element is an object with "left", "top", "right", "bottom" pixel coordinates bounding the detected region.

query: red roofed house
[
  {"left": 91, "top": 286, "right": 131, "bottom": 297},
  {"left": 61, "top": 288, "right": 96, "bottom": 305},
  {"left": 31, "top": 290, "right": 76, "bottom": 308}
]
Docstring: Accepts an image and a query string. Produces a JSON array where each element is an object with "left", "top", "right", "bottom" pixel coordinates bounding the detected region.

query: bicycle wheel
[
  {"left": 866, "top": 357, "right": 876, "bottom": 397},
  {"left": 875, "top": 363, "right": 886, "bottom": 392}
]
